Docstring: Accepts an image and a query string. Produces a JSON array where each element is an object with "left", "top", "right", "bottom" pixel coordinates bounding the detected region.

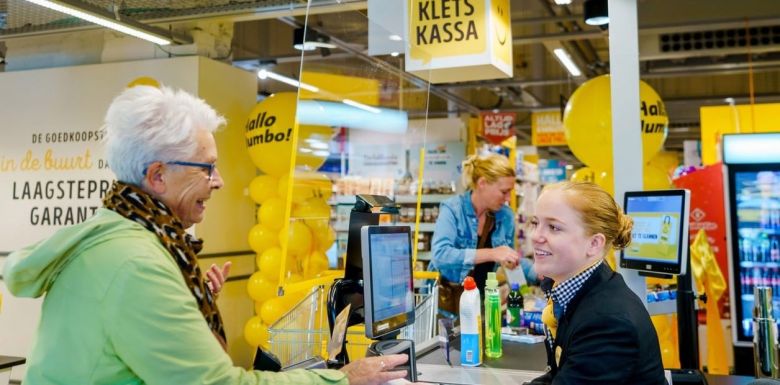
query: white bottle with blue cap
[{"left": 459, "top": 276, "right": 482, "bottom": 366}]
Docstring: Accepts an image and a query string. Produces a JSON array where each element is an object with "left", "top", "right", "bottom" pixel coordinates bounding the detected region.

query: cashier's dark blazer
[{"left": 527, "top": 262, "right": 666, "bottom": 385}]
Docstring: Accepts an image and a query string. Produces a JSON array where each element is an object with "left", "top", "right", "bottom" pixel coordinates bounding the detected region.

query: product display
[
  {"left": 330, "top": 184, "right": 454, "bottom": 265},
  {"left": 484, "top": 272, "right": 502, "bottom": 359},
  {"left": 459, "top": 276, "right": 483, "bottom": 367},
  {"left": 507, "top": 283, "right": 524, "bottom": 328}
]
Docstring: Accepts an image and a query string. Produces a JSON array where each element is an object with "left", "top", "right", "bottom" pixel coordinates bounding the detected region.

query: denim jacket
[{"left": 429, "top": 190, "right": 537, "bottom": 285}]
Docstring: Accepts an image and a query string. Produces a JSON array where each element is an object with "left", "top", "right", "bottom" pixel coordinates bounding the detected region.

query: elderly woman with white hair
[{"left": 3, "top": 86, "right": 410, "bottom": 385}]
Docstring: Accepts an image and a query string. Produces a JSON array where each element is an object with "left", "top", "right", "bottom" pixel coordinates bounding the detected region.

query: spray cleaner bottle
[
  {"left": 459, "top": 276, "right": 482, "bottom": 366},
  {"left": 484, "top": 272, "right": 502, "bottom": 358}
]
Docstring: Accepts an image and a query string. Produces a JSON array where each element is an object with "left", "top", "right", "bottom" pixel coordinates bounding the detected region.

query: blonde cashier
[
  {"left": 526, "top": 181, "right": 665, "bottom": 385},
  {"left": 429, "top": 153, "right": 537, "bottom": 294}
]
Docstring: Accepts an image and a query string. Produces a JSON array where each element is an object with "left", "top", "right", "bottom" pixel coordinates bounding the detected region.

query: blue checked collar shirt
[{"left": 545, "top": 260, "right": 604, "bottom": 319}]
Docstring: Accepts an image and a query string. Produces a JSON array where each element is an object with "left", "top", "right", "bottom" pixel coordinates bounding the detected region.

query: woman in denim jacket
[{"left": 429, "top": 153, "right": 537, "bottom": 293}]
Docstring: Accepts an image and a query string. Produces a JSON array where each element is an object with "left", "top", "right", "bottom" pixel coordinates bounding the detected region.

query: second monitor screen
[
  {"left": 620, "top": 189, "right": 690, "bottom": 276},
  {"left": 369, "top": 232, "right": 415, "bottom": 323}
]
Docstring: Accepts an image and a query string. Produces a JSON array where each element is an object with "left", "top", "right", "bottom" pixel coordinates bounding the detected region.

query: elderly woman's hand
[
  {"left": 339, "top": 354, "right": 414, "bottom": 385},
  {"left": 206, "top": 262, "right": 232, "bottom": 296}
]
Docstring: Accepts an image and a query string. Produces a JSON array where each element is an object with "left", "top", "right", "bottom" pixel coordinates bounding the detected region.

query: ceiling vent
[{"left": 640, "top": 25, "right": 780, "bottom": 61}]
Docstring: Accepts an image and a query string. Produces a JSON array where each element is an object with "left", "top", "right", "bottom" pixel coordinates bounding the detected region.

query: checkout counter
[
  {"left": 412, "top": 339, "right": 755, "bottom": 385},
  {"left": 339, "top": 195, "right": 756, "bottom": 385}
]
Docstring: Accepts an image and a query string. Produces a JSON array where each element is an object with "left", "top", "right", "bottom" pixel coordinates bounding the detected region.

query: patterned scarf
[{"left": 103, "top": 181, "right": 226, "bottom": 348}]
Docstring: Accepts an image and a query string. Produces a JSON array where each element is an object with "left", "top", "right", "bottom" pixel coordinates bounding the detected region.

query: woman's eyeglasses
[{"left": 143, "top": 160, "right": 217, "bottom": 181}]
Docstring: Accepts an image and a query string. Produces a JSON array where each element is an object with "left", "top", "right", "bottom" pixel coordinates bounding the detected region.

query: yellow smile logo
[{"left": 495, "top": 4, "right": 508, "bottom": 46}]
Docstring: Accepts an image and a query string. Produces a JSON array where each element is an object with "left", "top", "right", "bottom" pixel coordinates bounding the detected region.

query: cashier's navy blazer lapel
[{"left": 532, "top": 262, "right": 666, "bottom": 385}]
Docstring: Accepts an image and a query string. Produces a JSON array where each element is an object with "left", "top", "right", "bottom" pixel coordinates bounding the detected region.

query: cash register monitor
[
  {"left": 620, "top": 189, "right": 691, "bottom": 276},
  {"left": 361, "top": 225, "right": 416, "bottom": 339}
]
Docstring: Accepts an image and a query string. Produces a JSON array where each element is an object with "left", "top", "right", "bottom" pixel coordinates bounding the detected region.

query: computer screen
[
  {"left": 620, "top": 189, "right": 691, "bottom": 276},
  {"left": 361, "top": 225, "right": 416, "bottom": 339}
]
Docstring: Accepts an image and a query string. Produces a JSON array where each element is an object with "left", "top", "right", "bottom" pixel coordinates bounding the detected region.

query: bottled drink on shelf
[
  {"left": 742, "top": 238, "right": 753, "bottom": 263},
  {"left": 507, "top": 283, "right": 524, "bottom": 328},
  {"left": 484, "top": 272, "right": 502, "bottom": 359}
]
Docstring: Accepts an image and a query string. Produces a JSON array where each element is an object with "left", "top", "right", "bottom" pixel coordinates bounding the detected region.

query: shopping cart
[
  {"left": 399, "top": 271, "right": 439, "bottom": 351},
  {"left": 267, "top": 285, "right": 330, "bottom": 368},
  {"left": 268, "top": 272, "right": 440, "bottom": 368}
]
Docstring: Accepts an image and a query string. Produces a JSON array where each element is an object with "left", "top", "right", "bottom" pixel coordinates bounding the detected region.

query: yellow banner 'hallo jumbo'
[
  {"left": 245, "top": 92, "right": 333, "bottom": 176},
  {"left": 563, "top": 75, "right": 668, "bottom": 172}
]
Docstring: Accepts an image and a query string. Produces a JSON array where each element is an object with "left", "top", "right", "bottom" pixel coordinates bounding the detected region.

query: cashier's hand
[
  {"left": 491, "top": 246, "right": 519, "bottom": 270},
  {"left": 206, "top": 262, "right": 232, "bottom": 296},
  {"left": 340, "top": 354, "right": 412, "bottom": 385}
]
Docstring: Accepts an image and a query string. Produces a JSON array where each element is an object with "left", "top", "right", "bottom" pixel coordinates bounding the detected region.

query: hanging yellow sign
[
  {"left": 531, "top": 110, "right": 566, "bottom": 146},
  {"left": 405, "top": 0, "right": 513, "bottom": 83},
  {"left": 409, "top": 0, "right": 486, "bottom": 62}
]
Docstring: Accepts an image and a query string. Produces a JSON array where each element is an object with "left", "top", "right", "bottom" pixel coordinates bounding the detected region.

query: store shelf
[
  {"left": 328, "top": 194, "right": 453, "bottom": 205},
  {"left": 395, "top": 194, "right": 452, "bottom": 204},
  {"left": 738, "top": 228, "right": 780, "bottom": 235},
  {"left": 333, "top": 222, "right": 436, "bottom": 233},
  {"left": 329, "top": 196, "right": 356, "bottom": 205},
  {"left": 416, "top": 251, "right": 432, "bottom": 261},
  {"left": 740, "top": 261, "right": 780, "bottom": 268}
]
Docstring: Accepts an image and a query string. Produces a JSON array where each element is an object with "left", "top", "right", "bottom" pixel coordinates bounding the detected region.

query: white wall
[{"left": 0, "top": 56, "right": 257, "bottom": 378}]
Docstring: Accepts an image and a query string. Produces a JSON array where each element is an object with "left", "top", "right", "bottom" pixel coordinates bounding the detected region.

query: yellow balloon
[
  {"left": 249, "top": 175, "right": 279, "bottom": 205},
  {"left": 293, "top": 197, "right": 331, "bottom": 220},
  {"left": 245, "top": 92, "right": 335, "bottom": 176},
  {"left": 280, "top": 221, "right": 313, "bottom": 258},
  {"left": 296, "top": 172, "right": 333, "bottom": 201},
  {"left": 278, "top": 174, "right": 316, "bottom": 204},
  {"left": 247, "top": 271, "right": 277, "bottom": 302},
  {"left": 243, "top": 316, "right": 270, "bottom": 348},
  {"left": 570, "top": 166, "right": 596, "bottom": 183},
  {"left": 287, "top": 273, "right": 304, "bottom": 284},
  {"left": 648, "top": 151, "right": 680, "bottom": 177},
  {"left": 127, "top": 76, "right": 160, "bottom": 88},
  {"left": 258, "top": 247, "right": 283, "bottom": 281},
  {"left": 594, "top": 170, "right": 614, "bottom": 194},
  {"left": 280, "top": 173, "right": 334, "bottom": 204},
  {"left": 563, "top": 75, "right": 668, "bottom": 170},
  {"left": 298, "top": 125, "right": 336, "bottom": 171},
  {"left": 260, "top": 296, "right": 287, "bottom": 325},
  {"left": 303, "top": 250, "right": 330, "bottom": 279},
  {"left": 304, "top": 218, "right": 330, "bottom": 237},
  {"left": 314, "top": 226, "right": 336, "bottom": 252},
  {"left": 259, "top": 197, "right": 286, "bottom": 231},
  {"left": 308, "top": 173, "right": 334, "bottom": 201},
  {"left": 248, "top": 223, "right": 279, "bottom": 254},
  {"left": 644, "top": 164, "right": 672, "bottom": 190}
]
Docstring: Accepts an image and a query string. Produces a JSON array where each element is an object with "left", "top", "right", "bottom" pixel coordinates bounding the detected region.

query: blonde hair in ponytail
[
  {"left": 542, "top": 181, "right": 634, "bottom": 254},
  {"left": 461, "top": 153, "right": 515, "bottom": 191}
]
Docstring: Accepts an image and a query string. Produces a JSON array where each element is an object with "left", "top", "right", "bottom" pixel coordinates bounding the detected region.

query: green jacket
[{"left": 3, "top": 208, "right": 347, "bottom": 385}]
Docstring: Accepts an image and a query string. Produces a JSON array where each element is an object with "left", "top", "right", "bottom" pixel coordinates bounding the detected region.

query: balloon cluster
[
  {"left": 242, "top": 92, "right": 336, "bottom": 348},
  {"left": 564, "top": 75, "right": 674, "bottom": 192}
]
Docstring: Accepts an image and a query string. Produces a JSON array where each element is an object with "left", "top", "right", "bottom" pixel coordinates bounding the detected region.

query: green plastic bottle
[{"left": 484, "top": 272, "right": 502, "bottom": 358}]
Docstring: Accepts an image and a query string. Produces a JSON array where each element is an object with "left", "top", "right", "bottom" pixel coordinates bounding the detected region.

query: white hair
[{"left": 103, "top": 85, "right": 226, "bottom": 185}]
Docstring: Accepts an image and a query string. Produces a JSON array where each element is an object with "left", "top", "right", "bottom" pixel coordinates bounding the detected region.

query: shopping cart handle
[{"left": 413, "top": 271, "right": 439, "bottom": 280}]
